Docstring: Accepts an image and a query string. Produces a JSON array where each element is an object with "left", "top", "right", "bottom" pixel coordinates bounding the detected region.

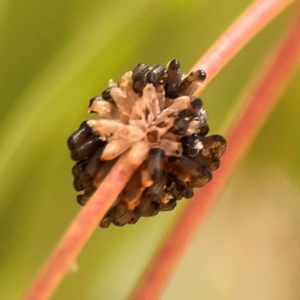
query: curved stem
[
  {"left": 23, "top": 0, "right": 295, "bottom": 299},
  {"left": 23, "top": 149, "right": 143, "bottom": 300},
  {"left": 129, "top": 6, "right": 300, "bottom": 300},
  {"left": 193, "top": 0, "right": 294, "bottom": 83}
]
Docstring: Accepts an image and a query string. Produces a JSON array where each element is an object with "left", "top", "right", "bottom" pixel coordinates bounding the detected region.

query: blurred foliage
[{"left": 1, "top": 0, "right": 300, "bottom": 299}]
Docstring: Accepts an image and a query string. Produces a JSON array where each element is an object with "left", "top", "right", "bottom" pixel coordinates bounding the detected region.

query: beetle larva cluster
[{"left": 67, "top": 59, "right": 226, "bottom": 228}]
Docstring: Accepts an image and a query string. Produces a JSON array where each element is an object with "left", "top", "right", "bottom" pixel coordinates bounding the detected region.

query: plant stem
[
  {"left": 193, "top": 0, "right": 294, "bottom": 83},
  {"left": 23, "top": 0, "right": 295, "bottom": 299},
  {"left": 23, "top": 148, "right": 144, "bottom": 300},
  {"left": 129, "top": 6, "right": 300, "bottom": 300}
]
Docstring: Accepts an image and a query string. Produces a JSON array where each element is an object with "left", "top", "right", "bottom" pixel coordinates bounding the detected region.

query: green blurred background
[{"left": 1, "top": 0, "right": 300, "bottom": 299}]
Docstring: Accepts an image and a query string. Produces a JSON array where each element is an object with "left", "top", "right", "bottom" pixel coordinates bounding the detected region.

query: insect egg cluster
[{"left": 67, "top": 59, "right": 226, "bottom": 228}]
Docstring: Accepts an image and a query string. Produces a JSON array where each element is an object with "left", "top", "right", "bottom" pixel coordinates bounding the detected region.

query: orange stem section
[
  {"left": 193, "top": 0, "right": 294, "bottom": 83},
  {"left": 130, "top": 7, "right": 300, "bottom": 300},
  {"left": 23, "top": 0, "right": 295, "bottom": 299},
  {"left": 23, "top": 150, "right": 142, "bottom": 300}
]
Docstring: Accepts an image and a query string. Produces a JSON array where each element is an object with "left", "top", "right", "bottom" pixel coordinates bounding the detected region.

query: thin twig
[
  {"left": 23, "top": 0, "right": 295, "bottom": 299},
  {"left": 193, "top": 0, "right": 294, "bottom": 83},
  {"left": 23, "top": 147, "right": 145, "bottom": 300},
  {"left": 129, "top": 6, "right": 300, "bottom": 300}
]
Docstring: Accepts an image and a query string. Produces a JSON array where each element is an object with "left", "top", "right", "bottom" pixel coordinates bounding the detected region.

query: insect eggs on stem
[{"left": 67, "top": 59, "right": 227, "bottom": 227}]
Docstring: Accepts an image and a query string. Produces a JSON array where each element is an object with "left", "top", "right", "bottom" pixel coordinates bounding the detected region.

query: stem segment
[
  {"left": 23, "top": 149, "right": 143, "bottom": 300},
  {"left": 193, "top": 0, "right": 294, "bottom": 83}
]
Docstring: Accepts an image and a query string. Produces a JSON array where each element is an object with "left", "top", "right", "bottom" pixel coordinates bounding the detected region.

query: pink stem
[
  {"left": 23, "top": 150, "right": 143, "bottom": 300},
  {"left": 193, "top": 0, "right": 294, "bottom": 83},
  {"left": 23, "top": 0, "right": 295, "bottom": 299},
  {"left": 130, "top": 7, "right": 300, "bottom": 300}
]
